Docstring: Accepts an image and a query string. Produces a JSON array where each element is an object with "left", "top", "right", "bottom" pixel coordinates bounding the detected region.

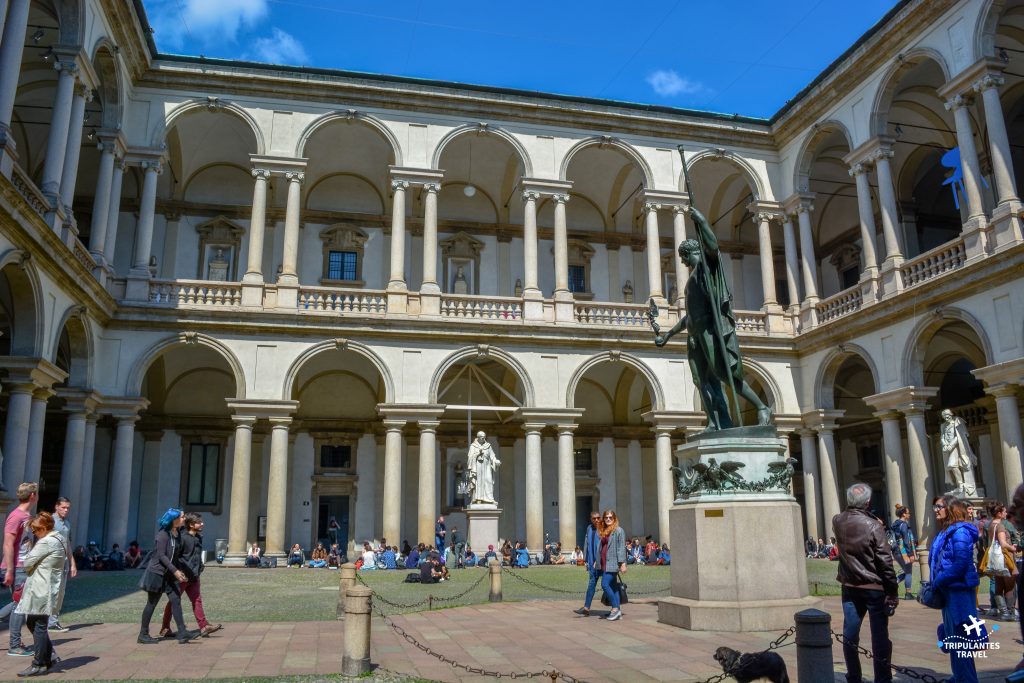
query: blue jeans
[
  {"left": 841, "top": 585, "right": 892, "bottom": 683},
  {"left": 940, "top": 588, "right": 979, "bottom": 683},
  {"left": 601, "top": 572, "right": 620, "bottom": 611},
  {"left": 583, "top": 569, "right": 600, "bottom": 609},
  {"left": 0, "top": 569, "right": 28, "bottom": 649},
  {"left": 894, "top": 554, "right": 914, "bottom": 591}
]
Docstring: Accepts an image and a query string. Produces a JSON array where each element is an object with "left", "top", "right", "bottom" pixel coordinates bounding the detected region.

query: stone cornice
[
  {"left": 250, "top": 155, "right": 308, "bottom": 175},
  {"left": 521, "top": 178, "right": 573, "bottom": 196},
  {"left": 802, "top": 409, "right": 846, "bottom": 431},
  {"left": 225, "top": 399, "right": 300, "bottom": 419},
  {"left": 639, "top": 190, "right": 688, "bottom": 207},
  {"left": 516, "top": 408, "right": 585, "bottom": 425},
  {"left": 863, "top": 387, "right": 938, "bottom": 414},
  {"left": 0, "top": 357, "right": 68, "bottom": 388},
  {"left": 936, "top": 57, "right": 1006, "bottom": 100},
  {"left": 389, "top": 167, "right": 445, "bottom": 186},
  {"left": 376, "top": 404, "right": 446, "bottom": 422},
  {"left": 972, "top": 359, "right": 1024, "bottom": 387}
]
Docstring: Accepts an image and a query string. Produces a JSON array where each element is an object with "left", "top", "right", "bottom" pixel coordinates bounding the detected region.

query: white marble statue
[
  {"left": 453, "top": 266, "right": 469, "bottom": 294},
  {"left": 466, "top": 431, "right": 500, "bottom": 505},
  {"left": 940, "top": 408, "right": 978, "bottom": 496}
]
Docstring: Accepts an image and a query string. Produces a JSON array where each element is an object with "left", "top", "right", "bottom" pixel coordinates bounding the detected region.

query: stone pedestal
[
  {"left": 658, "top": 427, "right": 820, "bottom": 631},
  {"left": 466, "top": 505, "right": 501, "bottom": 555}
]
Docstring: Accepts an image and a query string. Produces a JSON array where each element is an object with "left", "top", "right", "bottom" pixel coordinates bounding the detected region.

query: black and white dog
[{"left": 713, "top": 646, "right": 790, "bottom": 683}]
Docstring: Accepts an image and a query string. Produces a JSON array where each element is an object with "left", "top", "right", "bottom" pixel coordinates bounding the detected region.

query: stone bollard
[
  {"left": 795, "top": 608, "right": 833, "bottom": 683},
  {"left": 489, "top": 559, "right": 502, "bottom": 602},
  {"left": 336, "top": 562, "right": 357, "bottom": 620},
  {"left": 342, "top": 585, "right": 373, "bottom": 676}
]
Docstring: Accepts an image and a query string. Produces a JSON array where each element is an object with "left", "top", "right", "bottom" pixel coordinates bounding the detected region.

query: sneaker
[
  {"left": 48, "top": 622, "right": 68, "bottom": 633},
  {"left": 903, "top": 592, "right": 916, "bottom": 600},
  {"left": 606, "top": 610, "right": 622, "bottom": 622},
  {"left": 7, "top": 646, "right": 33, "bottom": 657},
  {"left": 573, "top": 608, "right": 590, "bottom": 617}
]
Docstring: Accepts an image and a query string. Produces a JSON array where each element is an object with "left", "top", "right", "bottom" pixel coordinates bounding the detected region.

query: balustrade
[
  {"left": 574, "top": 302, "right": 650, "bottom": 327},
  {"left": 297, "top": 285, "right": 387, "bottom": 314},
  {"left": 900, "top": 239, "right": 966, "bottom": 289},
  {"left": 815, "top": 286, "right": 863, "bottom": 324},
  {"left": 149, "top": 279, "right": 242, "bottom": 307},
  {"left": 440, "top": 294, "right": 521, "bottom": 321}
]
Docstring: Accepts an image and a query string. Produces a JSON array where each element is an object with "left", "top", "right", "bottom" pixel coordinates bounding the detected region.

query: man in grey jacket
[{"left": 833, "top": 483, "right": 899, "bottom": 683}]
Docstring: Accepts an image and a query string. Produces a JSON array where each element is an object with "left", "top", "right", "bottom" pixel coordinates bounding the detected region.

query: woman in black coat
[{"left": 138, "top": 508, "right": 200, "bottom": 644}]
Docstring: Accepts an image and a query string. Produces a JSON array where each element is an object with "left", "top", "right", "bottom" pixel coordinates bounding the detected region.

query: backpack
[
  {"left": 886, "top": 523, "right": 900, "bottom": 554},
  {"left": 403, "top": 571, "right": 420, "bottom": 583}
]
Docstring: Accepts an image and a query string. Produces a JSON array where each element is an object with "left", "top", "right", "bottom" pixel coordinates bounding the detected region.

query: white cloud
[
  {"left": 249, "top": 28, "right": 310, "bottom": 65},
  {"left": 646, "top": 69, "right": 704, "bottom": 97},
  {"left": 151, "top": 0, "right": 269, "bottom": 49}
]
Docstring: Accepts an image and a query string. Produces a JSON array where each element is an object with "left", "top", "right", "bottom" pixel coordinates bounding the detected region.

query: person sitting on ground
[
  {"left": 628, "top": 539, "right": 644, "bottom": 565},
  {"left": 541, "top": 543, "right": 552, "bottom": 565},
  {"left": 288, "top": 543, "right": 305, "bottom": 567},
  {"left": 513, "top": 542, "right": 530, "bottom": 568},
  {"left": 501, "top": 540, "right": 513, "bottom": 566},
  {"left": 551, "top": 542, "right": 566, "bottom": 565},
  {"left": 327, "top": 544, "right": 340, "bottom": 568},
  {"left": 464, "top": 545, "right": 477, "bottom": 567},
  {"left": 73, "top": 545, "right": 88, "bottom": 570},
  {"left": 569, "top": 545, "right": 584, "bottom": 565},
  {"left": 108, "top": 543, "right": 125, "bottom": 570},
  {"left": 805, "top": 536, "right": 818, "bottom": 558},
  {"left": 816, "top": 537, "right": 828, "bottom": 559},
  {"left": 401, "top": 540, "right": 412, "bottom": 557},
  {"left": 359, "top": 542, "right": 376, "bottom": 571},
  {"left": 656, "top": 543, "right": 671, "bottom": 565},
  {"left": 309, "top": 543, "right": 328, "bottom": 568},
  {"left": 405, "top": 544, "right": 420, "bottom": 569},
  {"left": 125, "top": 541, "right": 143, "bottom": 569},
  {"left": 245, "top": 542, "right": 262, "bottom": 568},
  {"left": 381, "top": 545, "right": 397, "bottom": 569},
  {"left": 420, "top": 554, "right": 441, "bottom": 584},
  {"left": 481, "top": 544, "right": 498, "bottom": 567},
  {"left": 644, "top": 536, "right": 658, "bottom": 563},
  {"left": 86, "top": 541, "right": 105, "bottom": 570}
]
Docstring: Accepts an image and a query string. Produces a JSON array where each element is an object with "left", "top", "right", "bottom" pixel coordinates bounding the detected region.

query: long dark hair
[{"left": 936, "top": 495, "right": 968, "bottom": 531}]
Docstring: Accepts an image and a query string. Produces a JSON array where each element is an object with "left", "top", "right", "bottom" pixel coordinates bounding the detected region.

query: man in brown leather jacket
[{"left": 832, "top": 482, "right": 899, "bottom": 683}]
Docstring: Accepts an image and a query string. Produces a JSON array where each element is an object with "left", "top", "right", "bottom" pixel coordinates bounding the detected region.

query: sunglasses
[{"left": 933, "top": 504, "right": 946, "bottom": 510}]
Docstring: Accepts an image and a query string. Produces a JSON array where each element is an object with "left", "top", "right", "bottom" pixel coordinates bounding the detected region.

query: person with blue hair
[{"left": 137, "top": 508, "right": 201, "bottom": 644}]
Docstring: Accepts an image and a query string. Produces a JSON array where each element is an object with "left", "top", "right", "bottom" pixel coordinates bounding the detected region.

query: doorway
[
  {"left": 576, "top": 495, "right": 594, "bottom": 550},
  {"left": 317, "top": 495, "right": 349, "bottom": 550}
]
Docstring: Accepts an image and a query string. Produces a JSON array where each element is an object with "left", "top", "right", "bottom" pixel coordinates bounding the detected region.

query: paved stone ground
[{"left": 0, "top": 597, "right": 1016, "bottom": 681}]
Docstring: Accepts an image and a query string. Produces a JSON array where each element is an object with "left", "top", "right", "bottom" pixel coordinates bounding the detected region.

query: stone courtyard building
[{"left": 0, "top": 0, "right": 1021, "bottom": 563}]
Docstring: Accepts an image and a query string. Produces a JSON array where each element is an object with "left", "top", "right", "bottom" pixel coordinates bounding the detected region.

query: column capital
[
  {"left": 73, "top": 81, "right": 92, "bottom": 101},
  {"left": 268, "top": 416, "right": 292, "bottom": 428},
  {"left": 872, "top": 409, "right": 903, "bottom": 422},
  {"left": 231, "top": 415, "right": 257, "bottom": 428},
  {"left": 390, "top": 179, "right": 409, "bottom": 193},
  {"left": 249, "top": 154, "right": 307, "bottom": 176},
  {"left": 643, "top": 201, "right": 661, "bottom": 213},
  {"left": 848, "top": 162, "right": 872, "bottom": 177},
  {"left": 102, "top": 396, "right": 150, "bottom": 420},
  {"left": 555, "top": 423, "right": 578, "bottom": 435},
  {"left": 52, "top": 59, "right": 79, "bottom": 77},
  {"left": 864, "top": 386, "right": 939, "bottom": 413},
  {"left": 417, "top": 419, "right": 441, "bottom": 431},
  {"left": 522, "top": 189, "right": 541, "bottom": 202},
  {"left": 782, "top": 192, "right": 815, "bottom": 215},
  {"left": 56, "top": 388, "right": 101, "bottom": 415},
  {"left": 31, "top": 386, "right": 55, "bottom": 402},
  {"left": 641, "top": 410, "right": 703, "bottom": 431},
  {"left": 0, "top": 356, "right": 68, "bottom": 390},
  {"left": 522, "top": 422, "right": 546, "bottom": 434},
  {"left": 986, "top": 383, "right": 1021, "bottom": 399},
  {"left": 972, "top": 358, "right": 1024, "bottom": 388},
  {"left": 251, "top": 167, "right": 271, "bottom": 181},
  {"left": 224, "top": 399, "right": 298, "bottom": 420},
  {"left": 284, "top": 171, "right": 305, "bottom": 184},
  {"left": 944, "top": 93, "right": 973, "bottom": 112},
  {"left": 520, "top": 177, "right": 573, "bottom": 198},
  {"left": 937, "top": 56, "right": 1008, "bottom": 101},
  {"left": 974, "top": 72, "right": 1005, "bottom": 93},
  {"left": 795, "top": 427, "right": 818, "bottom": 438},
  {"left": 671, "top": 204, "right": 690, "bottom": 216},
  {"left": 423, "top": 181, "right": 441, "bottom": 194},
  {"left": 843, "top": 135, "right": 895, "bottom": 167},
  {"left": 381, "top": 419, "right": 406, "bottom": 431},
  {"left": 801, "top": 409, "right": 845, "bottom": 432},
  {"left": 388, "top": 166, "right": 444, "bottom": 187},
  {"left": 552, "top": 193, "right": 570, "bottom": 205}
]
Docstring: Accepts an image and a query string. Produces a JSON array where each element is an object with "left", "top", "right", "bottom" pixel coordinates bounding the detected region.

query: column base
[
  {"left": 419, "top": 288, "right": 440, "bottom": 316},
  {"left": 658, "top": 595, "right": 822, "bottom": 632},
  {"left": 386, "top": 289, "right": 408, "bottom": 314},
  {"left": 553, "top": 290, "right": 574, "bottom": 322},
  {"left": 522, "top": 289, "right": 545, "bottom": 322},
  {"left": 988, "top": 200, "right": 1024, "bottom": 253},
  {"left": 386, "top": 280, "right": 408, "bottom": 292},
  {"left": 59, "top": 215, "right": 79, "bottom": 249},
  {"left": 960, "top": 215, "right": 991, "bottom": 263},
  {"left": 762, "top": 305, "right": 789, "bottom": 335},
  {"left": 124, "top": 274, "right": 152, "bottom": 302},
  {"left": 798, "top": 298, "right": 819, "bottom": 329},
  {"left": 276, "top": 283, "right": 298, "bottom": 309},
  {"left": 859, "top": 268, "right": 880, "bottom": 306},
  {"left": 240, "top": 282, "right": 265, "bottom": 307},
  {"left": 879, "top": 256, "right": 904, "bottom": 299},
  {"left": 0, "top": 128, "right": 18, "bottom": 180},
  {"left": 219, "top": 553, "right": 251, "bottom": 568},
  {"left": 43, "top": 202, "right": 67, "bottom": 234}
]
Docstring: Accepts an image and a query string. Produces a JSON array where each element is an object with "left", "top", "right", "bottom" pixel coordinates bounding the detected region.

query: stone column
[
  {"left": 22, "top": 387, "right": 53, "bottom": 483},
  {"left": 103, "top": 158, "right": 125, "bottom": 271},
  {"left": 945, "top": 95, "right": 986, "bottom": 220},
  {"left": 57, "top": 403, "right": 90, "bottom": 505},
  {"left": 876, "top": 411, "right": 907, "bottom": 513},
  {"left": 1, "top": 382, "right": 33, "bottom": 489},
  {"left": 556, "top": 424, "right": 577, "bottom": 549},
  {"left": 653, "top": 425, "right": 674, "bottom": 545},
  {"left": 781, "top": 215, "right": 801, "bottom": 309},
  {"left": 496, "top": 232, "right": 511, "bottom": 296},
  {"left": 227, "top": 416, "right": 255, "bottom": 556},
  {"left": 849, "top": 163, "right": 879, "bottom": 276},
  {"left": 421, "top": 183, "right": 440, "bottom": 293},
  {"left": 903, "top": 405, "right": 936, "bottom": 545},
  {"left": 627, "top": 440, "right": 644, "bottom": 535},
  {"left": 816, "top": 427, "right": 841, "bottom": 531},
  {"left": 58, "top": 83, "right": 90, "bottom": 211},
  {"left": 796, "top": 202, "right": 819, "bottom": 302},
  {"left": 644, "top": 202, "right": 664, "bottom": 302},
  {"left": 990, "top": 385, "right": 1023, "bottom": 500},
  {"left": 756, "top": 212, "right": 777, "bottom": 307},
  {"left": 130, "top": 160, "right": 162, "bottom": 276},
  {"left": 265, "top": 417, "right": 291, "bottom": 557},
  {"left": 523, "top": 423, "right": 544, "bottom": 552},
  {"left": 88, "top": 137, "right": 116, "bottom": 261},
  {"left": 870, "top": 148, "right": 904, "bottom": 262},
  {"left": 278, "top": 171, "right": 303, "bottom": 286},
  {"left": 40, "top": 60, "right": 78, "bottom": 199},
  {"left": 108, "top": 416, "right": 140, "bottom": 548},
  {"left": 798, "top": 430, "right": 821, "bottom": 540},
  {"left": 243, "top": 169, "right": 270, "bottom": 284},
  {"left": 671, "top": 207, "right": 689, "bottom": 304},
  {"left": 606, "top": 240, "right": 621, "bottom": 302},
  {"left": 976, "top": 73, "right": 1024, "bottom": 249},
  {"left": 75, "top": 415, "right": 97, "bottom": 539},
  {"left": 522, "top": 191, "right": 540, "bottom": 297},
  {"left": 381, "top": 419, "right": 405, "bottom": 544},
  {"left": 552, "top": 193, "right": 570, "bottom": 299},
  {"left": 388, "top": 180, "right": 408, "bottom": 291},
  {"left": 417, "top": 420, "right": 439, "bottom": 546},
  {"left": 0, "top": 0, "right": 31, "bottom": 153}
]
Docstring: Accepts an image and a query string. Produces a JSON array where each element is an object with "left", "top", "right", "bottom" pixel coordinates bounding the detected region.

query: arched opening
[
  {"left": 562, "top": 143, "right": 651, "bottom": 302},
  {"left": 0, "top": 259, "right": 39, "bottom": 355},
  {"left": 686, "top": 156, "right": 768, "bottom": 309},
  {"left": 829, "top": 355, "right": 886, "bottom": 516}
]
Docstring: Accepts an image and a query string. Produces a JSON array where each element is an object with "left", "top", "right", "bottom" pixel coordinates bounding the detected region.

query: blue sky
[{"left": 141, "top": 0, "right": 900, "bottom": 119}]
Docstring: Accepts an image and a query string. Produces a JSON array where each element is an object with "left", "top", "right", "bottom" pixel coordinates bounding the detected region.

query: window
[
  {"left": 859, "top": 444, "right": 881, "bottom": 470},
  {"left": 568, "top": 265, "right": 587, "bottom": 293},
  {"left": 320, "top": 444, "right": 352, "bottom": 470},
  {"left": 841, "top": 267, "right": 859, "bottom": 290},
  {"left": 327, "top": 251, "right": 357, "bottom": 281},
  {"left": 187, "top": 443, "right": 220, "bottom": 506},
  {"left": 574, "top": 448, "right": 593, "bottom": 472}
]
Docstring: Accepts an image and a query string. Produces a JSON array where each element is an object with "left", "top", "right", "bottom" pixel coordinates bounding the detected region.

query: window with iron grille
[
  {"left": 574, "top": 447, "right": 593, "bottom": 472},
  {"left": 327, "top": 251, "right": 358, "bottom": 281},
  {"left": 320, "top": 444, "right": 353, "bottom": 470},
  {"left": 186, "top": 443, "right": 220, "bottom": 506},
  {"left": 568, "top": 264, "right": 587, "bottom": 293}
]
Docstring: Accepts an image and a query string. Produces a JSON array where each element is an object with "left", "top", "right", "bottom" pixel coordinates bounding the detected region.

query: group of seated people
[
  {"left": 71, "top": 540, "right": 144, "bottom": 570},
  {"left": 625, "top": 537, "right": 671, "bottom": 565},
  {"left": 355, "top": 539, "right": 501, "bottom": 571},
  {"left": 286, "top": 542, "right": 348, "bottom": 568},
  {"left": 805, "top": 536, "right": 839, "bottom": 560}
]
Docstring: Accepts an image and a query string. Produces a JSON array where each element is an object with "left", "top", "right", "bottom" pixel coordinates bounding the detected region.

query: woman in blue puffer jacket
[{"left": 929, "top": 494, "right": 981, "bottom": 683}]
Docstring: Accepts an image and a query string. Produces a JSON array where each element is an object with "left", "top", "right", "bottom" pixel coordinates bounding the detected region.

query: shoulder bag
[{"left": 987, "top": 522, "right": 1008, "bottom": 575}]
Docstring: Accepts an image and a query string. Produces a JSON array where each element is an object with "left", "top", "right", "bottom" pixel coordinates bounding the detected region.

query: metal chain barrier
[
  {"left": 502, "top": 566, "right": 670, "bottom": 596},
  {"left": 354, "top": 569, "right": 489, "bottom": 612},
  {"left": 830, "top": 629, "right": 941, "bottom": 683},
  {"left": 690, "top": 626, "right": 796, "bottom": 683},
  {"left": 369, "top": 596, "right": 586, "bottom": 682}
]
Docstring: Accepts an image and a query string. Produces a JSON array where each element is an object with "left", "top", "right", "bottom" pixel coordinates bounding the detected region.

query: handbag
[
  {"left": 918, "top": 581, "right": 945, "bottom": 609},
  {"left": 599, "top": 575, "right": 629, "bottom": 605},
  {"left": 618, "top": 579, "right": 629, "bottom": 604},
  {"left": 987, "top": 526, "right": 1007, "bottom": 574}
]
